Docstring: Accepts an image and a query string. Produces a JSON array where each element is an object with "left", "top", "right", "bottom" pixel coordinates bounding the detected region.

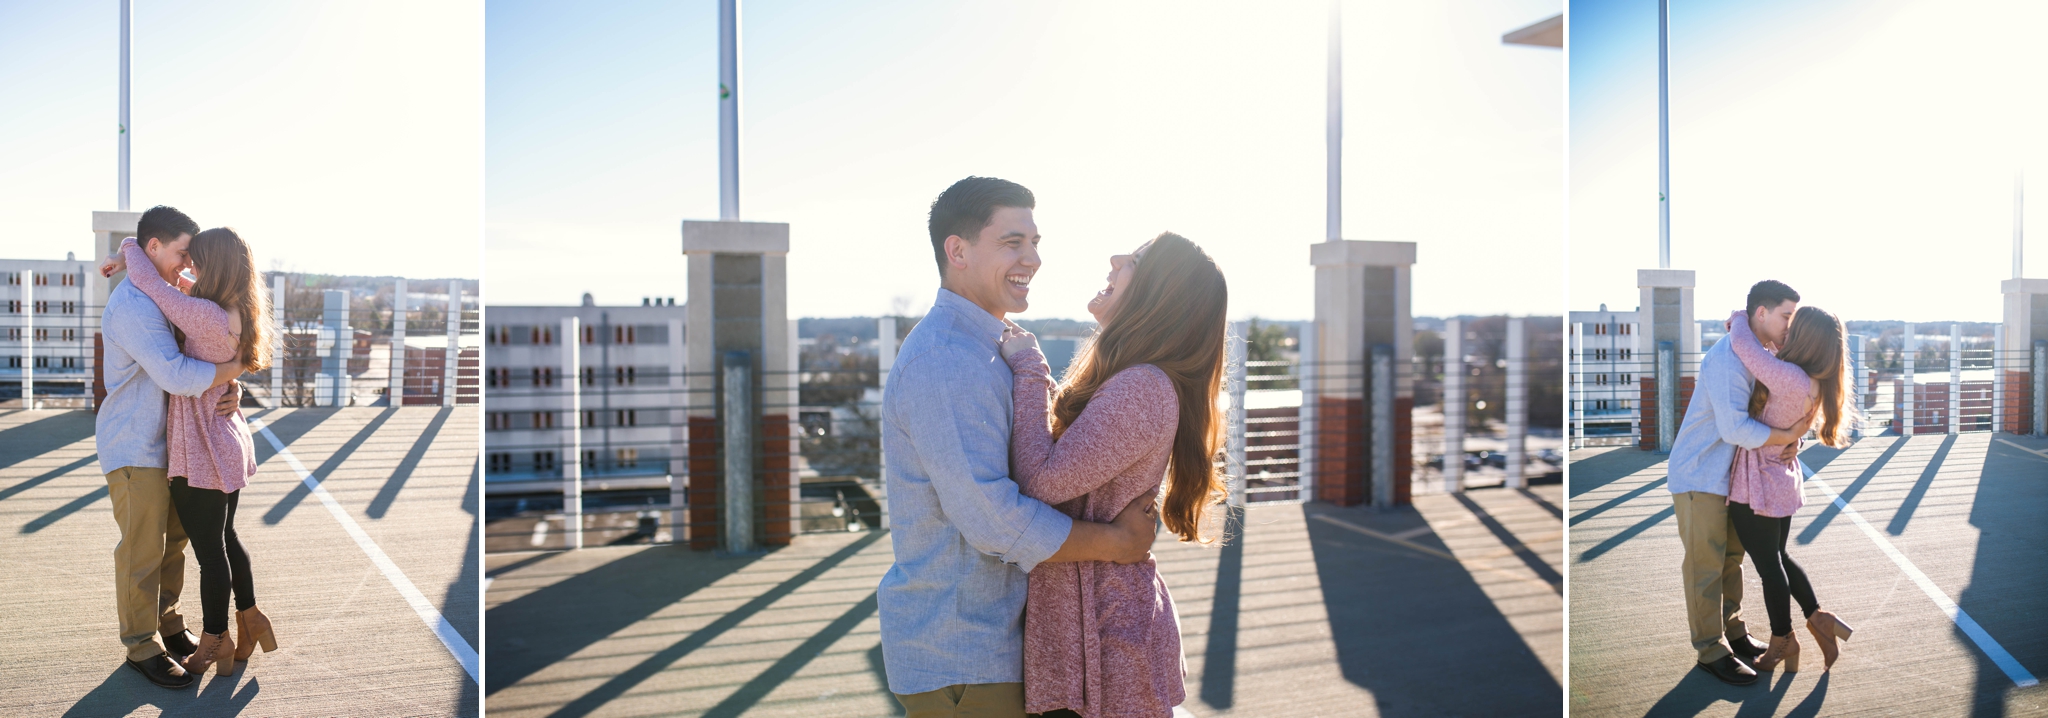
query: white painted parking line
[
  {"left": 251, "top": 418, "right": 481, "bottom": 683},
  {"left": 1809, "top": 474, "right": 2037, "bottom": 688},
  {"left": 1994, "top": 437, "right": 2048, "bottom": 459}
]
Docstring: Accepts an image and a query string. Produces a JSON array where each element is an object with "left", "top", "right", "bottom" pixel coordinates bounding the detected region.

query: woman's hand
[
  {"left": 999, "top": 321, "right": 1039, "bottom": 361},
  {"left": 99, "top": 253, "right": 126, "bottom": 278}
]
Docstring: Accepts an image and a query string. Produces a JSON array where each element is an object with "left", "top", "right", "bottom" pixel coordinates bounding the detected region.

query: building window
[
  {"left": 583, "top": 325, "right": 595, "bottom": 344},
  {"left": 583, "top": 450, "right": 599, "bottom": 472},
  {"left": 60, "top": 274, "right": 76, "bottom": 287},
  {"left": 1620, "top": 348, "right": 1632, "bottom": 361},
  {"left": 61, "top": 357, "right": 77, "bottom": 369},
  {"left": 61, "top": 328, "right": 75, "bottom": 341},
  {"left": 626, "top": 366, "right": 636, "bottom": 384},
  {"left": 32, "top": 273, "right": 47, "bottom": 286},
  {"left": 487, "top": 453, "right": 512, "bottom": 473},
  {"left": 615, "top": 409, "right": 637, "bottom": 427},
  {"left": 33, "top": 328, "right": 48, "bottom": 342},
  {"left": 4, "top": 273, "right": 15, "bottom": 285},
  {"left": 535, "top": 451, "right": 557, "bottom": 472},
  {"left": 61, "top": 301, "right": 75, "bottom": 314},
  {"left": 582, "top": 367, "right": 595, "bottom": 386},
  {"left": 5, "top": 301, "right": 17, "bottom": 313},
  {"left": 6, "top": 357, "right": 17, "bottom": 368},
  {"left": 616, "top": 447, "right": 638, "bottom": 468},
  {"left": 33, "top": 356, "right": 48, "bottom": 368},
  {"left": 487, "top": 413, "right": 510, "bottom": 431},
  {"left": 1620, "top": 324, "right": 1633, "bottom": 335},
  {"left": 581, "top": 410, "right": 595, "bottom": 428},
  {"left": 33, "top": 301, "right": 47, "bottom": 314}
]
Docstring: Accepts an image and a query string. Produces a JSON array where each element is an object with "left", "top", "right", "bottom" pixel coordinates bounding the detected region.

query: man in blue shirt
[
  {"left": 1667, "top": 279, "right": 1804, "bottom": 685},
  {"left": 96, "top": 205, "right": 246, "bottom": 690},
  {"left": 879, "top": 177, "right": 1157, "bottom": 717}
]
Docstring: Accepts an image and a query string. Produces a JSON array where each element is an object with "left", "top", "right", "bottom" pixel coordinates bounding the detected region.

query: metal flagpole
[
  {"left": 1657, "top": 0, "right": 1670, "bottom": 269},
  {"left": 718, "top": 0, "right": 740, "bottom": 221},
  {"left": 2017, "top": 171, "right": 2025, "bottom": 279},
  {"left": 119, "top": 0, "right": 132, "bottom": 211},
  {"left": 1326, "top": 0, "right": 1342, "bottom": 242}
]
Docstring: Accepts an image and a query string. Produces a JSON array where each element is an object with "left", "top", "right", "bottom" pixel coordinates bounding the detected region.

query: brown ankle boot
[
  {"left": 1754, "top": 632, "right": 1801, "bottom": 673},
  {"left": 234, "top": 606, "right": 279, "bottom": 662},
  {"left": 1807, "top": 610, "right": 1852, "bottom": 670},
  {"left": 183, "top": 630, "right": 238, "bottom": 677}
]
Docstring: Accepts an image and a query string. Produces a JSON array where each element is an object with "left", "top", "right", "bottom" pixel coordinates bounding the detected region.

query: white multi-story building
[
  {"left": 483, "top": 295, "right": 687, "bottom": 494},
  {"left": 3, "top": 255, "right": 97, "bottom": 401},
  {"left": 1569, "top": 304, "right": 1641, "bottom": 436}
]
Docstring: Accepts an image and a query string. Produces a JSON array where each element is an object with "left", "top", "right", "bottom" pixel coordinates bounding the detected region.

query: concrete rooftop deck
[
  {"left": 0, "top": 407, "right": 480, "bottom": 717},
  {"left": 1568, "top": 434, "right": 2048, "bottom": 717},
  {"left": 484, "top": 484, "right": 1563, "bottom": 717}
]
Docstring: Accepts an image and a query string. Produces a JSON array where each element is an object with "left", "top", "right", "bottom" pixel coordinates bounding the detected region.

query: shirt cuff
[{"left": 1004, "top": 500, "right": 1073, "bottom": 574}]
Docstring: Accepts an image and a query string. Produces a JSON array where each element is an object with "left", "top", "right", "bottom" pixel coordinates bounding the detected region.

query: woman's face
[{"left": 1087, "top": 240, "right": 1150, "bottom": 323}]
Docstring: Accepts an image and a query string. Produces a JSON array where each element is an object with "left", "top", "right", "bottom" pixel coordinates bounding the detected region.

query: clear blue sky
[
  {"left": 1569, "top": 0, "right": 2044, "bottom": 323},
  {"left": 0, "top": 0, "right": 482, "bottom": 279},
  {"left": 487, "top": 0, "right": 1562, "bottom": 320}
]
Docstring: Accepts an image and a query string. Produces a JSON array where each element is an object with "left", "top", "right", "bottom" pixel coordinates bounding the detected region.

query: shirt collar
[{"left": 934, "top": 288, "right": 1007, "bottom": 342}]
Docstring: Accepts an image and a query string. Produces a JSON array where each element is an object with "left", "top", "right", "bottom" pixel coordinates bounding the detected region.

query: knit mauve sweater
[
  {"left": 1008, "top": 347, "right": 1185, "bottom": 718},
  {"left": 120, "top": 238, "right": 255, "bottom": 493},
  {"left": 1724, "top": 310, "right": 1812, "bottom": 518}
]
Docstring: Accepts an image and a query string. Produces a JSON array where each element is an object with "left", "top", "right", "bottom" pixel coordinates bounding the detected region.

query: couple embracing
[
  {"left": 878, "top": 177, "right": 1227, "bottom": 718},
  {"left": 1671, "top": 280, "right": 1858, "bottom": 685},
  {"left": 94, "top": 205, "right": 280, "bottom": 689}
]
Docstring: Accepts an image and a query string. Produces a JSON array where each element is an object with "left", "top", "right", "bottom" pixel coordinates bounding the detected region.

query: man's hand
[
  {"left": 216, "top": 382, "right": 242, "bottom": 416},
  {"left": 1106, "top": 490, "right": 1160, "bottom": 565}
]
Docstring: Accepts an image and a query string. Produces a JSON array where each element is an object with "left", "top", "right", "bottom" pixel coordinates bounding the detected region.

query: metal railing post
[
  {"left": 389, "top": 277, "right": 406, "bottom": 406},
  {"left": 1657, "top": 341, "right": 1676, "bottom": 453},
  {"left": 443, "top": 280, "right": 460, "bottom": 407},
  {"left": 1847, "top": 334, "right": 1865, "bottom": 440},
  {"left": 668, "top": 473, "right": 685, "bottom": 544},
  {"left": 1298, "top": 325, "right": 1317, "bottom": 503},
  {"left": 1226, "top": 321, "right": 1248, "bottom": 508},
  {"left": 563, "top": 317, "right": 583, "bottom": 550},
  {"left": 1992, "top": 326, "right": 2004, "bottom": 434},
  {"left": 2034, "top": 340, "right": 2046, "bottom": 438},
  {"left": 1903, "top": 324, "right": 1916, "bottom": 436},
  {"left": 319, "top": 290, "right": 349, "bottom": 407},
  {"left": 1371, "top": 344, "right": 1393, "bottom": 508},
  {"left": 723, "top": 350, "right": 756, "bottom": 553},
  {"left": 270, "top": 275, "right": 285, "bottom": 407},
  {"left": 1506, "top": 317, "right": 1527, "bottom": 489},
  {"left": 1950, "top": 324, "right": 1962, "bottom": 434},
  {"left": 877, "top": 317, "right": 895, "bottom": 529},
  {"left": 1444, "top": 318, "right": 1464, "bottom": 492},
  {"left": 20, "top": 270, "right": 32, "bottom": 409}
]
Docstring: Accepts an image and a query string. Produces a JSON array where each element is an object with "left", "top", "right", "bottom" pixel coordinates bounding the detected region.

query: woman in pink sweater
[
  {"left": 998, "top": 232, "right": 1228, "bottom": 718},
  {"left": 105, "top": 229, "right": 280, "bottom": 676},
  {"left": 1722, "top": 306, "right": 1856, "bottom": 673}
]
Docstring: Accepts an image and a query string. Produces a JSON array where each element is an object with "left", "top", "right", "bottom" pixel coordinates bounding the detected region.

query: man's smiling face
[
  {"left": 943, "top": 206, "right": 1041, "bottom": 319},
  {"left": 143, "top": 234, "right": 194, "bottom": 285}
]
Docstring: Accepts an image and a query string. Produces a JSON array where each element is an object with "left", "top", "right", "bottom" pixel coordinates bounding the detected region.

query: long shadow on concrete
[
  {"left": 1199, "top": 506, "right": 1246, "bottom": 708},
  {"left": 699, "top": 592, "right": 881, "bottom": 718},
  {"left": 1567, "top": 448, "right": 1669, "bottom": 500},
  {"left": 448, "top": 458, "right": 482, "bottom": 717},
  {"left": 0, "top": 411, "right": 95, "bottom": 464},
  {"left": 1959, "top": 436, "right": 2048, "bottom": 717},
  {"left": 60, "top": 665, "right": 262, "bottom": 717},
  {"left": 1305, "top": 503, "right": 1559, "bottom": 717},
  {"left": 1795, "top": 435, "right": 1907, "bottom": 545},
  {"left": 539, "top": 532, "right": 884, "bottom": 717},
  {"left": 1641, "top": 667, "right": 1832, "bottom": 718},
  {"left": 261, "top": 408, "right": 397, "bottom": 525},
  {"left": 368, "top": 407, "right": 452, "bottom": 519},
  {"left": 0, "top": 452, "right": 98, "bottom": 503}
]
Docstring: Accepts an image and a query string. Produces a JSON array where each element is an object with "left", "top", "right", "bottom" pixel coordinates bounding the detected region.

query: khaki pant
[
  {"left": 1673, "top": 490, "right": 1748, "bottom": 663},
  {"left": 894, "top": 682, "right": 1025, "bottom": 718},
  {"left": 106, "top": 466, "right": 188, "bottom": 662}
]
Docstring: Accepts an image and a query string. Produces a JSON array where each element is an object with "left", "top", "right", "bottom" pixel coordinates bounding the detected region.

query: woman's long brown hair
[
  {"left": 1746, "top": 305, "right": 1852, "bottom": 447},
  {"left": 1052, "top": 232, "right": 1229, "bottom": 545},
  {"left": 188, "top": 227, "right": 273, "bottom": 373}
]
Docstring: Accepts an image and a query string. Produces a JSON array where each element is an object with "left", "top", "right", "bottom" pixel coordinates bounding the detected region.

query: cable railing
[{"left": 1569, "top": 323, "right": 2044, "bottom": 450}]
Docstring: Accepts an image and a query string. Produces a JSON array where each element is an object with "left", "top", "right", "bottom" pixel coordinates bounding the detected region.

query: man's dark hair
[
  {"left": 136, "top": 205, "right": 200, "bottom": 250},
  {"left": 928, "top": 177, "right": 1034, "bottom": 279},
  {"left": 1746, "top": 280, "right": 1800, "bottom": 316}
]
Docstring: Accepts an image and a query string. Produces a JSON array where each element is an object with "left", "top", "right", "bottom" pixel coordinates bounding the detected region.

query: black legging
[
  {"left": 1727, "top": 500, "right": 1819, "bottom": 637},
  {"left": 167, "top": 478, "right": 257, "bottom": 636}
]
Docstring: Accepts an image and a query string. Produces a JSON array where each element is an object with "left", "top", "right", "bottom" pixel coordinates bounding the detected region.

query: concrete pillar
[
  {"left": 20, "top": 270, "right": 32, "bottom": 410},
  {"left": 1950, "top": 324, "right": 1962, "bottom": 434},
  {"left": 1506, "top": 317, "right": 1527, "bottom": 488},
  {"left": 1636, "top": 269, "right": 1695, "bottom": 451},
  {"left": 1297, "top": 325, "right": 1317, "bottom": 501},
  {"left": 723, "top": 350, "right": 756, "bottom": 553},
  {"left": 1226, "top": 321, "right": 1248, "bottom": 507},
  {"left": 389, "top": 278, "right": 407, "bottom": 406},
  {"left": 562, "top": 316, "right": 583, "bottom": 549},
  {"left": 444, "top": 280, "right": 460, "bottom": 407},
  {"left": 683, "top": 219, "right": 794, "bottom": 546},
  {"left": 271, "top": 275, "right": 286, "bottom": 407},
  {"left": 318, "top": 290, "right": 349, "bottom": 407},
  {"left": 2001, "top": 278, "right": 2047, "bottom": 434},
  {"left": 1309, "top": 240, "right": 1415, "bottom": 507},
  {"left": 91, "top": 211, "right": 142, "bottom": 408},
  {"left": 1892, "top": 323, "right": 1908, "bottom": 435},
  {"left": 1443, "top": 318, "right": 1464, "bottom": 493},
  {"left": 1993, "top": 326, "right": 2004, "bottom": 434},
  {"left": 877, "top": 316, "right": 895, "bottom": 528}
]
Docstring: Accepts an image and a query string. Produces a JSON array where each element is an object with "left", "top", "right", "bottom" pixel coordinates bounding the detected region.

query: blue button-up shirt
[
  {"left": 1667, "top": 334, "right": 1774, "bottom": 496},
  {"left": 876, "top": 289, "right": 1074, "bottom": 695},
  {"left": 97, "top": 278, "right": 217, "bottom": 475}
]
